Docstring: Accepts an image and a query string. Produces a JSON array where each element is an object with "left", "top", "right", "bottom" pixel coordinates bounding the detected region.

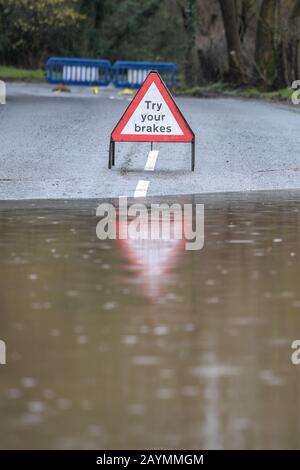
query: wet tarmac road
[
  {"left": 0, "top": 82, "right": 300, "bottom": 200},
  {"left": 0, "top": 190, "right": 300, "bottom": 449}
]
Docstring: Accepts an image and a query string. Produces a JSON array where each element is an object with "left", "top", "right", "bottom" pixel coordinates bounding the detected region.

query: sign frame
[{"left": 108, "top": 71, "right": 195, "bottom": 171}]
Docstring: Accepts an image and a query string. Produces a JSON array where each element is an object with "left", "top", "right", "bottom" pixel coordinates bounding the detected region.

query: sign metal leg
[
  {"left": 191, "top": 139, "right": 195, "bottom": 171},
  {"left": 112, "top": 141, "right": 115, "bottom": 166},
  {"left": 108, "top": 139, "right": 112, "bottom": 169}
]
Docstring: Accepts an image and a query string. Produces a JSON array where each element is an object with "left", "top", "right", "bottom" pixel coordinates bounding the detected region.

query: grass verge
[
  {"left": 0, "top": 66, "right": 44, "bottom": 81},
  {"left": 174, "top": 82, "right": 294, "bottom": 102}
]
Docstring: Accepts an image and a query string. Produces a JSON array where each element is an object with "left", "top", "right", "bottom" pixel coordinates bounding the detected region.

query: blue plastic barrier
[
  {"left": 46, "top": 58, "right": 178, "bottom": 89},
  {"left": 46, "top": 57, "right": 111, "bottom": 86},
  {"left": 113, "top": 61, "right": 177, "bottom": 89}
]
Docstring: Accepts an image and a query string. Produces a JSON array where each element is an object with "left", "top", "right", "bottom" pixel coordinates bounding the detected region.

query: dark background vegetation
[{"left": 0, "top": 0, "right": 299, "bottom": 89}]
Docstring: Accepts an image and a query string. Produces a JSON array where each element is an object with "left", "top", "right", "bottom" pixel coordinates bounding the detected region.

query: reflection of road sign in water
[
  {"left": 0, "top": 80, "right": 6, "bottom": 105},
  {"left": 109, "top": 71, "right": 195, "bottom": 170},
  {"left": 117, "top": 215, "right": 185, "bottom": 299}
]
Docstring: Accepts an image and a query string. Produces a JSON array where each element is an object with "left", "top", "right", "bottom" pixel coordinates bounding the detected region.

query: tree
[
  {"left": 78, "top": 0, "right": 107, "bottom": 57},
  {"left": 289, "top": 0, "right": 300, "bottom": 80},
  {"left": 100, "top": 0, "right": 162, "bottom": 60},
  {"left": 255, "top": 0, "right": 280, "bottom": 86},
  {"left": 0, "top": 0, "right": 84, "bottom": 67},
  {"left": 178, "top": 0, "right": 199, "bottom": 86},
  {"left": 218, "top": 0, "right": 245, "bottom": 82}
]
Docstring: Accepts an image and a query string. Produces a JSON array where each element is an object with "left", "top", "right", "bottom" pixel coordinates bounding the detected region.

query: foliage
[
  {"left": 0, "top": 0, "right": 299, "bottom": 89},
  {"left": 0, "top": 0, "right": 84, "bottom": 67}
]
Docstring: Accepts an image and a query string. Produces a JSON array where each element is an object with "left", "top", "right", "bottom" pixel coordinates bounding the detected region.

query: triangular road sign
[{"left": 111, "top": 71, "right": 194, "bottom": 142}]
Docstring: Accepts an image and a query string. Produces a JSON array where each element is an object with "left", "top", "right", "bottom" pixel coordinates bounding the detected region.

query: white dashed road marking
[
  {"left": 134, "top": 180, "right": 149, "bottom": 198},
  {"left": 131, "top": 149, "right": 159, "bottom": 198},
  {"left": 144, "top": 150, "right": 159, "bottom": 171}
]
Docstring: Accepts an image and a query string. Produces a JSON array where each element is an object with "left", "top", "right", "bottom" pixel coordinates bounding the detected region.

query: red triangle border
[{"left": 111, "top": 72, "right": 194, "bottom": 143}]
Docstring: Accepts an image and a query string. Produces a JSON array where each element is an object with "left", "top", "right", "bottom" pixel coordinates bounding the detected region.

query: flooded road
[{"left": 0, "top": 190, "right": 300, "bottom": 449}]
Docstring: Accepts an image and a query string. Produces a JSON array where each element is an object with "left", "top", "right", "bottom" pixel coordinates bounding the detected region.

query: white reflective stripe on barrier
[
  {"left": 62, "top": 66, "right": 99, "bottom": 82},
  {"left": 127, "top": 69, "right": 148, "bottom": 85}
]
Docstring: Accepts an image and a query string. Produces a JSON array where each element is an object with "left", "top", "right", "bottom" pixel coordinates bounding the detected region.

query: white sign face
[{"left": 121, "top": 82, "right": 183, "bottom": 136}]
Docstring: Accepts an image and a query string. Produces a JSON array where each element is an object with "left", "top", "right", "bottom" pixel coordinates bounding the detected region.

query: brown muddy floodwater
[{"left": 0, "top": 191, "right": 300, "bottom": 450}]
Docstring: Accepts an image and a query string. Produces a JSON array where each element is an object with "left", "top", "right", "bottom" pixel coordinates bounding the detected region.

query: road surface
[{"left": 0, "top": 81, "right": 299, "bottom": 200}]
